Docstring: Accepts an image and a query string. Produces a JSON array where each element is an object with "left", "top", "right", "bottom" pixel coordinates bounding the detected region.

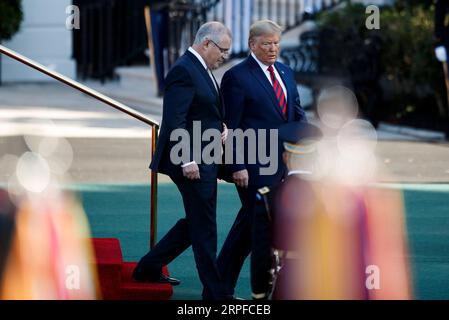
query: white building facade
[{"left": 1, "top": 0, "right": 75, "bottom": 82}]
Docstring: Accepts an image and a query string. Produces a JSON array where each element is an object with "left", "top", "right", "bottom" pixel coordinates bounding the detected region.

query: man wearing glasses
[
  {"left": 218, "top": 20, "right": 308, "bottom": 300},
  {"left": 132, "top": 21, "right": 231, "bottom": 301},
  {"left": 209, "top": 39, "right": 230, "bottom": 56}
]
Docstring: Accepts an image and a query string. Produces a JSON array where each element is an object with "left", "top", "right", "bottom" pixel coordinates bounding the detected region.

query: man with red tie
[{"left": 218, "top": 20, "right": 307, "bottom": 299}]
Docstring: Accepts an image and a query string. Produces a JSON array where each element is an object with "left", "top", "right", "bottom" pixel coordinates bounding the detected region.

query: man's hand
[
  {"left": 222, "top": 123, "right": 229, "bottom": 144},
  {"left": 232, "top": 169, "right": 249, "bottom": 188},
  {"left": 182, "top": 162, "right": 200, "bottom": 180}
]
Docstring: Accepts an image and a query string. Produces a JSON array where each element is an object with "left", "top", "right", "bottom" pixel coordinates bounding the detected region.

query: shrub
[
  {"left": 0, "top": 0, "right": 23, "bottom": 41},
  {"left": 316, "top": 1, "right": 448, "bottom": 131}
]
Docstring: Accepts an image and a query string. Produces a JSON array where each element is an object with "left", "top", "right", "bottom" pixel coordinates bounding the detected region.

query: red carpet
[{"left": 92, "top": 238, "right": 173, "bottom": 300}]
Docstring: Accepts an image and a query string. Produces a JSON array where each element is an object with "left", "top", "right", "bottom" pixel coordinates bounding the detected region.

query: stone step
[
  {"left": 116, "top": 65, "right": 155, "bottom": 83},
  {"left": 83, "top": 78, "right": 163, "bottom": 122},
  {"left": 115, "top": 66, "right": 158, "bottom": 93}
]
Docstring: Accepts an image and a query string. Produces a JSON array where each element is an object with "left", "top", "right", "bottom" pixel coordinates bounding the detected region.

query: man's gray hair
[
  {"left": 249, "top": 20, "right": 283, "bottom": 41},
  {"left": 193, "top": 21, "right": 232, "bottom": 45}
]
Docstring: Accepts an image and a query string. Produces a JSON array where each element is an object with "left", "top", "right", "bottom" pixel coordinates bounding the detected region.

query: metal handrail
[{"left": 0, "top": 44, "right": 160, "bottom": 249}]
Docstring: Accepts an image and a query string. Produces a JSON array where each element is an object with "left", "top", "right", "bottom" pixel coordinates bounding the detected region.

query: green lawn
[{"left": 77, "top": 183, "right": 449, "bottom": 300}]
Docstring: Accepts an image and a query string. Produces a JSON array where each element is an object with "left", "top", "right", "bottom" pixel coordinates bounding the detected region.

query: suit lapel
[
  {"left": 186, "top": 51, "right": 220, "bottom": 99},
  {"left": 248, "top": 55, "right": 286, "bottom": 120},
  {"left": 185, "top": 51, "right": 222, "bottom": 118},
  {"left": 210, "top": 71, "right": 225, "bottom": 118}
]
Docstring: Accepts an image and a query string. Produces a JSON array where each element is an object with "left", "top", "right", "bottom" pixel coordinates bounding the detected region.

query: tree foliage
[
  {"left": 317, "top": 1, "right": 448, "bottom": 129},
  {"left": 0, "top": 0, "right": 23, "bottom": 41}
]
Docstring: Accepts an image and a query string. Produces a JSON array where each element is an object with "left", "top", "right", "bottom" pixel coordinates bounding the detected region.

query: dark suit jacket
[
  {"left": 221, "top": 55, "right": 307, "bottom": 187},
  {"left": 150, "top": 50, "right": 224, "bottom": 180}
]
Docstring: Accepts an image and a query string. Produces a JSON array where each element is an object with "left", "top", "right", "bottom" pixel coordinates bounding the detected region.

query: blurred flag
[{"left": 0, "top": 191, "right": 100, "bottom": 300}]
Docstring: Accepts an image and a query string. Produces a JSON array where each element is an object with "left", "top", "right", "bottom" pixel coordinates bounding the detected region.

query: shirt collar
[
  {"left": 188, "top": 47, "right": 208, "bottom": 70},
  {"left": 251, "top": 51, "right": 274, "bottom": 71}
]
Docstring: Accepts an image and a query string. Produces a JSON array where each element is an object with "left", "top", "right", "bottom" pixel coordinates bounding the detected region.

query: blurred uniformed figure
[
  {"left": 147, "top": 0, "right": 169, "bottom": 97},
  {"left": 251, "top": 121, "right": 323, "bottom": 300},
  {"left": 0, "top": 191, "right": 16, "bottom": 283},
  {"left": 252, "top": 121, "right": 412, "bottom": 300}
]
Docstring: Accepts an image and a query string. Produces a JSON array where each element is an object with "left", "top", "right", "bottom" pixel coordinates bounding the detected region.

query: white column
[
  {"left": 223, "top": 0, "right": 234, "bottom": 54},
  {"left": 233, "top": 0, "right": 242, "bottom": 53},
  {"left": 304, "top": 0, "right": 313, "bottom": 13},
  {"left": 241, "top": 0, "right": 252, "bottom": 53},
  {"left": 1, "top": 0, "right": 76, "bottom": 82}
]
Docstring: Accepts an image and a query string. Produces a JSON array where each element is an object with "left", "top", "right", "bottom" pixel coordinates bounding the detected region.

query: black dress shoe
[
  {"left": 132, "top": 267, "right": 181, "bottom": 286},
  {"left": 157, "top": 273, "right": 181, "bottom": 286}
]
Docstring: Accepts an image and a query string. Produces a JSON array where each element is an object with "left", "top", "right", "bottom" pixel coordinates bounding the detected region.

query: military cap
[{"left": 278, "top": 121, "right": 322, "bottom": 154}]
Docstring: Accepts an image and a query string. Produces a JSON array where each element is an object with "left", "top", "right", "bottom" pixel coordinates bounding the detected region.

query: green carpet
[
  {"left": 77, "top": 183, "right": 449, "bottom": 300},
  {"left": 402, "top": 186, "right": 449, "bottom": 300}
]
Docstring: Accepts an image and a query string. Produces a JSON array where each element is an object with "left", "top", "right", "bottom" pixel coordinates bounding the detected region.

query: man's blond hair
[{"left": 249, "top": 20, "right": 283, "bottom": 42}]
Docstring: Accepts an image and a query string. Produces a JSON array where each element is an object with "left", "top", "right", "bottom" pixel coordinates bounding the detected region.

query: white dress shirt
[
  {"left": 251, "top": 52, "right": 288, "bottom": 100},
  {"left": 181, "top": 48, "right": 219, "bottom": 168}
]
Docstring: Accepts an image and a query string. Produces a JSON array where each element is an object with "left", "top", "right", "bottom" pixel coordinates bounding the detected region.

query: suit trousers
[
  {"left": 217, "top": 186, "right": 265, "bottom": 296},
  {"left": 251, "top": 195, "right": 273, "bottom": 296},
  {"left": 136, "top": 174, "right": 224, "bottom": 300}
]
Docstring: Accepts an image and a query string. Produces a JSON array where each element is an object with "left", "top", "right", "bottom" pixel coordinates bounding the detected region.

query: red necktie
[{"left": 267, "top": 65, "right": 287, "bottom": 118}]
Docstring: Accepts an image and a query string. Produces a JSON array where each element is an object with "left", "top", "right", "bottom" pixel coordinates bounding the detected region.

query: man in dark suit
[
  {"left": 132, "top": 21, "right": 232, "bottom": 301},
  {"left": 435, "top": 0, "right": 449, "bottom": 62},
  {"left": 217, "top": 20, "right": 307, "bottom": 299},
  {"left": 435, "top": 0, "right": 449, "bottom": 121},
  {"left": 147, "top": 0, "right": 169, "bottom": 96}
]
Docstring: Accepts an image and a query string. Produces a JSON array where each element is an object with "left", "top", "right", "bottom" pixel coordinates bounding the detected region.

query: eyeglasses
[{"left": 208, "top": 39, "right": 230, "bottom": 56}]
